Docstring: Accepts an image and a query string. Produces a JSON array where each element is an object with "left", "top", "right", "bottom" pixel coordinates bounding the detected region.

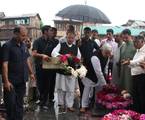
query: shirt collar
[
  {"left": 66, "top": 42, "right": 73, "bottom": 47},
  {"left": 138, "top": 44, "right": 145, "bottom": 52},
  {"left": 11, "top": 38, "right": 24, "bottom": 47},
  {"left": 106, "top": 38, "right": 115, "bottom": 42},
  {"left": 41, "top": 36, "right": 48, "bottom": 41}
]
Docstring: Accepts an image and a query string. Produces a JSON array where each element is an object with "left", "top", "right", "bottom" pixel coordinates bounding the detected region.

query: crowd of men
[{"left": 0, "top": 25, "right": 145, "bottom": 120}]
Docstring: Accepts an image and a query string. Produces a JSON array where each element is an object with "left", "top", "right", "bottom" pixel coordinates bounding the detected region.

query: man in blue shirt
[{"left": 2, "top": 26, "right": 35, "bottom": 120}]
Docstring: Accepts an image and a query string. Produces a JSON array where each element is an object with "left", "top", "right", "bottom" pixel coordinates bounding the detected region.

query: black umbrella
[{"left": 56, "top": 4, "right": 111, "bottom": 24}]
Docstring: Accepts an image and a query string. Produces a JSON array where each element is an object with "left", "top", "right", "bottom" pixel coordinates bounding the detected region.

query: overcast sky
[{"left": 0, "top": 0, "right": 145, "bottom": 26}]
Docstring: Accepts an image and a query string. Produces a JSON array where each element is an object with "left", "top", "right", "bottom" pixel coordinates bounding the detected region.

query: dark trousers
[
  {"left": 132, "top": 74, "right": 145, "bottom": 113},
  {"left": 35, "top": 67, "right": 43, "bottom": 102},
  {"left": 36, "top": 67, "right": 56, "bottom": 105},
  {"left": 78, "top": 78, "right": 84, "bottom": 107},
  {"left": 4, "top": 83, "right": 26, "bottom": 120},
  {"left": 42, "top": 69, "right": 56, "bottom": 104}
]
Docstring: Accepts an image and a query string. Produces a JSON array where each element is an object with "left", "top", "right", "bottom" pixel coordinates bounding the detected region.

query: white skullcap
[{"left": 101, "top": 43, "right": 112, "bottom": 52}]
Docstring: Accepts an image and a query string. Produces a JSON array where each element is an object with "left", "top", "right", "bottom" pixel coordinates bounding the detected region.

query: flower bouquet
[
  {"left": 97, "top": 84, "right": 133, "bottom": 110},
  {"left": 102, "top": 109, "right": 141, "bottom": 120},
  {"left": 57, "top": 54, "right": 87, "bottom": 78},
  {"left": 42, "top": 54, "right": 80, "bottom": 70}
]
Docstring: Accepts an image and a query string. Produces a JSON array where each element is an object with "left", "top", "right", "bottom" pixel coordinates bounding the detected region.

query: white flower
[
  {"left": 70, "top": 67, "right": 78, "bottom": 78},
  {"left": 121, "top": 90, "right": 128, "bottom": 95},
  {"left": 76, "top": 65, "right": 87, "bottom": 78},
  {"left": 119, "top": 114, "right": 132, "bottom": 120},
  {"left": 123, "top": 93, "right": 131, "bottom": 99},
  {"left": 121, "top": 90, "right": 131, "bottom": 99},
  {"left": 66, "top": 65, "right": 87, "bottom": 78}
]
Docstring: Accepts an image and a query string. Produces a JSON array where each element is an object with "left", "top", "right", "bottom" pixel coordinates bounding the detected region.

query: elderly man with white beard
[{"left": 80, "top": 43, "right": 112, "bottom": 114}]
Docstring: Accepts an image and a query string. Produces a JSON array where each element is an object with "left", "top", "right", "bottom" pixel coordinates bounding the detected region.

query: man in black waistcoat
[
  {"left": 80, "top": 43, "right": 112, "bottom": 113},
  {"left": 32, "top": 26, "right": 59, "bottom": 109},
  {"left": 79, "top": 27, "right": 100, "bottom": 107},
  {"left": 51, "top": 31, "right": 81, "bottom": 112}
]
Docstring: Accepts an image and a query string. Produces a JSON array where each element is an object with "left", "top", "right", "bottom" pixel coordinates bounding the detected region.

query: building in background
[
  {"left": 0, "top": 13, "right": 42, "bottom": 41},
  {"left": 0, "top": 12, "right": 5, "bottom": 27},
  {"left": 122, "top": 20, "right": 145, "bottom": 29},
  {"left": 54, "top": 19, "right": 82, "bottom": 37},
  {"left": 54, "top": 19, "right": 98, "bottom": 37}
]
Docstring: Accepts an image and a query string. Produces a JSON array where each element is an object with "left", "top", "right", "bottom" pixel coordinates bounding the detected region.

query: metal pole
[{"left": 84, "top": 0, "right": 87, "bottom": 5}]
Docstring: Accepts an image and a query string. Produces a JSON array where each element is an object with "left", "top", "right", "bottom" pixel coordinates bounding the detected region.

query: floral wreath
[
  {"left": 102, "top": 109, "right": 145, "bottom": 120},
  {"left": 97, "top": 84, "right": 133, "bottom": 109}
]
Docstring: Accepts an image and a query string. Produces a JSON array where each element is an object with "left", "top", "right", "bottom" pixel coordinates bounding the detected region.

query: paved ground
[
  {"left": 1, "top": 103, "right": 103, "bottom": 120},
  {"left": 0, "top": 96, "right": 105, "bottom": 120},
  {"left": 23, "top": 105, "right": 102, "bottom": 120}
]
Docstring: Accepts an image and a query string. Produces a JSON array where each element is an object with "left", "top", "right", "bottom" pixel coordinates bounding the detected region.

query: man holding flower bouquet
[{"left": 51, "top": 31, "right": 81, "bottom": 112}]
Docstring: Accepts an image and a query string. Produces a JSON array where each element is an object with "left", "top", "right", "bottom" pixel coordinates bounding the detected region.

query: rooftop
[
  {"left": 87, "top": 25, "right": 145, "bottom": 36},
  {"left": 0, "top": 13, "right": 41, "bottom": 20}
]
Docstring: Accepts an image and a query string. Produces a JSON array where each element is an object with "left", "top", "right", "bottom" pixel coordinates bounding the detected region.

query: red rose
[
  {"left": 60, "top": 55, "right": 68, "bottom": 62},
  {"left": 73, "top": 57, "right": 80, "bottom": 63},
  {"left": 65, "top": 54, "right": 71, "bottom": 57}
]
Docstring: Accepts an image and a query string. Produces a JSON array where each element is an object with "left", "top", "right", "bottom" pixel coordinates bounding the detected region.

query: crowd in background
[{"left": 0, "top": 24, "right": 145, "bottom": 120}]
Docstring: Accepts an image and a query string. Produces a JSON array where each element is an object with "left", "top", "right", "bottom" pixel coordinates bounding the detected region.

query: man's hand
[
  {"left": 4, "top": 81, "right": 13, "bottom": 91},
  {"left": 140, "top": 61, "right": 145, "bottom": 69},
  {"left": 109, "top": 54, "right": 114, "bottom": 59},
  {"left": 30, "top": 73, "right": 36, "bottom": 81},
  {"left": 121, "top": 58, "right": 130, "bottom": 65},
  {"left": 42, "top": 54, "right": 50, "bottom": 62}
]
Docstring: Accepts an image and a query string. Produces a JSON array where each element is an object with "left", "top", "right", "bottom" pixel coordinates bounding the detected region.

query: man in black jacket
[{"left": 32, "top": 26, "right": 59, "bottom": 109}]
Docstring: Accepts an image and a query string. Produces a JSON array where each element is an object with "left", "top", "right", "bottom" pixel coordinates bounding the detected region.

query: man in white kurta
[{"left": 51, "top": 32, "right": 81, "bottom": 111}]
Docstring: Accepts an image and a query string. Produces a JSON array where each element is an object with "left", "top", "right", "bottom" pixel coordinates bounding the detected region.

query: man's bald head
[{"left": 13, "top": 26, "right": 28, "bottom": 42}]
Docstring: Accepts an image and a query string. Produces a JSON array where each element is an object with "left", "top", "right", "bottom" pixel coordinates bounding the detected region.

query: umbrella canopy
[{"left": 56, "top": 4, "right": 111, "bottom": 24}]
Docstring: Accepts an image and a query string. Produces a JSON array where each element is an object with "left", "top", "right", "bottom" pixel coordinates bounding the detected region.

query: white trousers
[
  {"left": 54, "top": 74, "right": 77, "bottom": 108},
  {"left": 81, "top": 77, "right": 102, "bottom": 108},
  {"left": 57, "top": 89, "right": 74, "bottom": 108},
  {"left": 82, "top": 85, "right": 93, "bottom": 107}
]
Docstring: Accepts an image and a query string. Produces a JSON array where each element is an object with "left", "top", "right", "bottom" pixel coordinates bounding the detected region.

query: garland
[
  {"left": 97, "top": 84, "right": 133, "bottom": 109},
  {"left": 102, "top": 109, "right": 145, "bottom": 120}
]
